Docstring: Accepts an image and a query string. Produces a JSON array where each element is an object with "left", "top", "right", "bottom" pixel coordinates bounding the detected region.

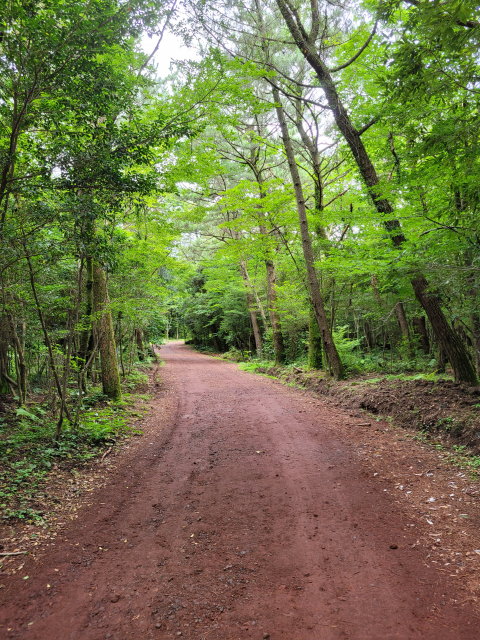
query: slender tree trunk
[
  {"left": 55, "top": 312, "right": 74, "bottom": 440},
  {"left": 395, "top": 302, "right": 413, "bottom": 357},
  {"left": 0, "top": 319, "right": 10, "bottom": 394},
  {"left": 265, "top": 258, "right": 286, "bottom": 364},
  {"left": 364, "top": 321, "right": 373, "bottom": 352},
  {"left": 118, "top": 312, "right": 125, "bottom": 378},
  {"left": 8, "top": 315, "right": 26, "bottom": 405},
  {"left": 240, "top": 261, "right": 262, "bottom": 357},
  {"left": 55, "top": 261, "right": 84, "bottom": 439},
  {"left": 241, "top": 259, "right": 268, "bottom": 331},
  {"left": 275, "top": 0, "right": 477, "bottom": 384},
  {"left": 92, "top": 261, "right": 122, "bottom": 401},
  {"left": 25, "top": 255, "right": 71, "bottom": 418},
  {"left": 437, "top": 345, "right": 447, "bottom": 373},
  {"left": 254, "top": 169, "right": 285, "bottom": 362},
  {"left": 273, "top": 86, "right": 344, "bottom": 379},
  {"left": 413, "top": 316, "right": 430, "bottom": 354},
  {"left": 79, "top": 256, "right": 94, "bottom": 391},
  {"left": 308, "top": 305, "right": 323, "bottom": 369},
  {"left": 470, "top": 313, "right": 480, "bottom": 376},
  {"left": 135, "top": 328, "right": 145, "bottom": 361},
  {"left": 252, "top": 282, "right": 268, "bottom": 331}
]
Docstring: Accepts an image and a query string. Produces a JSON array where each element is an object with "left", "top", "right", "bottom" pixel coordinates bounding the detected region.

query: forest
[{"left": 1, "top": 0, "right": 480, "bottom": 521}]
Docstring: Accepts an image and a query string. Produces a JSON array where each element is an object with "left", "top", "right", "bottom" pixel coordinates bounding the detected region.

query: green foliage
[{"left": 0, "top": 362, "right": 150, "bottom": 523}]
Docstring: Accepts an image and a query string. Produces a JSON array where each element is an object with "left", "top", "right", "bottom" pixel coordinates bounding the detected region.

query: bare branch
[{"left": 329, "top": 21, "right": 378, "bottom": 73}]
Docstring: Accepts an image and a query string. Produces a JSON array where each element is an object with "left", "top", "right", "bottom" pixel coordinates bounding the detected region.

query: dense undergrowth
[{"left": 0, "top": 361, "right": 154, "bottom": 525}]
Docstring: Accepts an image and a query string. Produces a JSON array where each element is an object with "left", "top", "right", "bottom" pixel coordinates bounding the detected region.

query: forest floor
[{"left": 1, "top": 341, "right": 480, "bottom": 639}]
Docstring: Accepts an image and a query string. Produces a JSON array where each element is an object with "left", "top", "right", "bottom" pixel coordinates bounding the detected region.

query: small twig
[
  {"left": 101, "top": 447, "right": 113, "bottom": 462},
  {"left": 0, "top": 551, "right": 28, "bottom": 557}
]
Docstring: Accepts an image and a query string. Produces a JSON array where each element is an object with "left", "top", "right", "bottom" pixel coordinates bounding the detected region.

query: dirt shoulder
[
  {"left": 0, "top": 362, "right": 169, "bottom": 575},
  {"left": 252, "top": 364, "right": 480, "bottom": 456}
]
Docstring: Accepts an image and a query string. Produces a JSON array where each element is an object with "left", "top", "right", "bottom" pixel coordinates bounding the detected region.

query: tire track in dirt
[{"left": 0, "top": 341, "right": 478, "bottom": 639}]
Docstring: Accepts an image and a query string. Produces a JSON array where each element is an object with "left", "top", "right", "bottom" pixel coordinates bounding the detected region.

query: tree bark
[
  {"left": 413, "top": 316, "right": 430, "bottom": 354},
  {"left": 252, "top": 159, "right": 285, "bottom": 362},
  {"left": 135, "top": 328, "right": 145, "bottom": 361},
  {"left": 24, "top": 249, "right": 73, "bottom": 418},
  {"left": 265, "top": 258, "right": 286, "bottom": 364},
  {"left": 273, "top": 86, "right": 344, "bottom": 379},
  {"left": 411, "top": 276, "right": 476, "bottom": 382},
  {"left": 308, "top": 305, "right": 323, "bottom": 369},
  {"left": 7, "top": 314, "right": 27, "bottom": 405},
  {"left": 437, "top": 345, "right": 447, "bottom": 373},
  {"left": 470, "top": 312, "right": 480, "bottom": 376},
  {"left": 79, "top": 256, "right": 94, "bottom": 390},
  {"left": 240, "top": 260, "right": 262, "bottom": 357},
  {"left": 92, "top": 261, "right": 122, "bottom": 401},
  {"left": 0, "top": 319, "right": 10, "bottom": 394},
  {"left": 275, "top": 0, "right": 478, "bottom": 384},
  {"left": 395, "top": 302, "right": 413, "bottom": 356},
  {"left": 241, "top": 259, "right": 268, "bottom": 331}
]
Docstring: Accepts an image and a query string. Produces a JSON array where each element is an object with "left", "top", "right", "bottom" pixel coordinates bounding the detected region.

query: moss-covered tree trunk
[{"left": 92, "top": 261, "right": 121, "bottom": 401}]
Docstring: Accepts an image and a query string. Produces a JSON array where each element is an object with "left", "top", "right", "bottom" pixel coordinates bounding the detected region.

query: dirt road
[{"left": 1, "top": 342, "right": 478, "bottom": 639}]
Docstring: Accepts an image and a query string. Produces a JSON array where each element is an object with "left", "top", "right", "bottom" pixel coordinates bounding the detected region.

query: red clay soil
[{"left": 1, "top": 342, "right": 479, "bottom": 639}]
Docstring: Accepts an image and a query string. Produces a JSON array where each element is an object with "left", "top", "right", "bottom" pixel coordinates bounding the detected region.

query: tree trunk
[
  {"left": 395, "top": 302, "right": 413, "bottom": 356},
  {"left": 470, "top": 312, "right": 480, "bottom": 376},
  {"left": 135, "top": 328, "right": 145, "bottom": 361},
  {"left": 118, "top": 312, "right": 125, "bottom": 378},
  {"left": 265, "top": 258, "right": 286, "bottom": 364},
  {"left": 240, "top": 261, "right": 262, "bottom": 357},
  {"left": 79, "top": 256, "right": 94, "bottom": 390},
  {"left": 254, "top": 168, "right": 284, "bottom": 362},
  {"left": 364, "top": 321, "right": 373, "bottom": 351},
  {"left": 273, "top": 86, "right": 344, "bottom": 379},
  {"left": 437, "top": 345, "right": 447, "bottom": 373},
  {"left": 275, "top": 0, "right": 477, "bottom": 384},
  {"left": 412, "top": 276, "right": 476, "bottom": 383},
  {"left": 92, "top": 261, "right": 122, "bottom": 401},
  {"left": 252, "top": 282, "right": 268, "bottom": 331},
  {"left": 240, "top": 259, "right": 268, "bottom": 331},
  {"left": 308, "top": 305, "right": 323, "bottom": 369},
  {"left": 413, "top": 316, "right": 430, "bottom": 354},
  {"left": 8, "top": 315, "right": 27, "bottom": 405},
  {"left": 0, "top": 320, "right": 11, "bottom": 394}
]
